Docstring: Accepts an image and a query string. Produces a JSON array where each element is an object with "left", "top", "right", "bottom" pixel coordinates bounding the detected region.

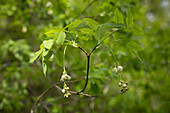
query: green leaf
[
  {"left": 113, "top": 8, "right": 124, "bottom": 24},
  {"left": 128, "top": 41, "right": 142, "bottom": 51},
  {"left": 44, "top": 27, "right": 62, "bottom": 38},
  {"left": 42, "top": 49, "right": 49, "bottom": 56},
  {"left": 54, "top": 50, "right": 64, "bottom": 67},
  {"left": 131, "top": 49, "right": 143, "bottom": 63},
  {"left": 67, "top": 20, "right": 83, "bottom": 30},
  {"left": 126, "top": 9, "right": 133, "bottom": 27},
  {"left": 42, "top": 57, "right": 47, "bottom": 77},
  {"left": 56, "top": 31, "right": 66, "bottom": 45},
  {"left": 83, "top": 18, "right": 99, "bottom": 28},
  {"left": 102, "top": 23, "right": 125, "bottom": 28},
  {"left": 79, "top": 28, "right": 92, "bottom": 34},
  {"left": 84, "top": 36, "right": 98, "bottom": 51},
  {"left": 29, "top": 49, "right": 43, "bottom": 63},
  {"left": 91, "top": 82, "right": 99, "bottom": 95},
  {"left": 95, "top": 26, "right": 106, "bottom": 41},
  {"left": 132, "top": 25, "right": 143, "bottom": 34},
  {"left": 42, "top": 49, "right": 53, "bottom": 60},
  {"left": 43, "top": 39, "right": 54, "bottom": 49}
]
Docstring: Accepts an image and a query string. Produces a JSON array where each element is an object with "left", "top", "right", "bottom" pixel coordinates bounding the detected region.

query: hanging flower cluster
[
  {"left": 119, "top": 80, "right": 128, "bottom": 93},
  {"left": 60, "top": 72, "right": 71, "bottom": 98},
  {"left": 60, "top": 73, "right": 71, "bottom": 81},
  {"left": 113, "top": 65, "right": 123, "bottom": 73},
  {"left": 113, "top": 65, "right": 129, "bottom": 93}
]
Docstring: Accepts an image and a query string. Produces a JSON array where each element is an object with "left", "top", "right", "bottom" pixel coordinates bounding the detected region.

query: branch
[
  {"left": 30, "top": 84, "right": 55, "bottom": 113},
  {"left": 30, "top": 78, "right": 88, "bottom": 113},
  {"left": 30, "top": 80, "right": 122, "bottom": 113},
  {"left": 54, "top": 86, "right": 97, "bottom": 97},
  {"left": 69, "top": 91, "right": 97, "bottom": 97},
  {"left": 89, "top": 31, "right": 115, "bottom": 55},
  {"left": 76, "top": 31, "right": 116, "bottom": 93},
  {"left": 78, "top": 46, "right": 88, "bottom": 55},
  {"left": 77, "top": 55, "right": 90, "bottom": 94}
]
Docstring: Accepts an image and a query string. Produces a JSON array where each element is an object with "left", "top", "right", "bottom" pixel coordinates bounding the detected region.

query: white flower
[
  {"left": 112, "top": 28, "right": 118, "bottom": 31},
  {"left": 46, "top": 2, "right": 52, "bottom": 7},
  {"left": 60, "top": 75, "right": 66, "bottom": 81},
  {"left": 123, "top": 84, "right": 126, "bottom": 88},
  {"left": 68, "top": 92, "right": 71, "bottom": 96},
  {"left": 47, "top": 9, "right": 53, "bottom": 15},
  {"left": 62, "top": 89, "right": 65, "bottom": 93},
  {"left": 113, "top": 67, "right": 118, "bottom": 73},
  {"left": 22, "top": 26, "right": 27, "bottom": 33},
  {"left": 117, "top": 66, "right": 123, "bottom": 71},
  {"left": 60, "top": 73, "right": 71, "bottom": 81},
  {"left": 65, "top": 87, "right": 69, "bottom": 90},
  {"left": 37, "top": 0, "right": 41, "bottom": 3},
  {"left": 67, "top": 75, "right": 71, "bottom": 80}
]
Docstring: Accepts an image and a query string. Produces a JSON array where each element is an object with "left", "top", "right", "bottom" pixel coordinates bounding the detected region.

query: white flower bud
[
  {"left": 117, "top": 66, "right": 123, "bottom": 71},
  {"left": 65, "top": 87, "right": 69, "bottom": 90},
  {"left": 67, "top": 76, "right": 71, "bottom": 80},
  {"left": 47, "top": 9, "right": 53, "bottom": 15},
  {"left": 64, "top": 94, "right": 68, "bottom": 98},
  {"left": 113, "top": 67, "right": 118, "bottom": 73},
  {"left": 68, "top": 92, "right": 71, "bottom": 96},
  {"left": 46, "top": 2, "right": 52, "bottom": 7},
  {"left": 60, "top": 73, "right": 71, "bottom": 81},
  {"left": 123, "top": 84, "right": 126, "bottom": 88},
  {"left": 118, "top": 82, "right": 122, "bottom": 87},
  {"left": 62, "top": 89, "right": 65, "bottom": 93},
  {"left": 22, "top": 26, "right": 27, "bottom": 33}
]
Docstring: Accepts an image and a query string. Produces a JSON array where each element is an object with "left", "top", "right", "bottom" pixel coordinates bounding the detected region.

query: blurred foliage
[{"left": 0, "top": 0, "right": 170, "bottom": 113}]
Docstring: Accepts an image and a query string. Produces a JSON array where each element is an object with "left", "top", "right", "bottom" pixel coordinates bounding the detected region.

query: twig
[
  {"left": 77, "top": 55, "right": 90, "bottom": 94},
  {"left": 78, "top": 46, "right": 88, "bottom": 55},
  {"left": 89, "top": 31, "right": 115, "bottom": 55},
  {"left": 77, "top": 31, "right": 116, "bottom": 93},
  {"left": 30, "top": 84, "right": 55, "bottom": 113},
  {"left": 30, "top": 78, "right": 85, "bottom": 113},
  {"left": 69, "top": 91, "right": 97, "bottom": 97},
  {"left": 30, "top": 80, "right": 122, "bottom": 113}
]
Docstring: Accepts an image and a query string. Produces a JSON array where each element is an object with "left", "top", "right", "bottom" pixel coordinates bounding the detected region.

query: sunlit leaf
[
  {"left": 56, "top": 31, "right": 66, "bottom": 45},
  {"left": 126, "top": 8, "right": 133, "bottom": 27},
  {"left": 67, "top": 20, "right": 83, "bottom": 30},
  {"left": 113, "top": 8, "right": 124, "bottom": 24},
  {"left": 43, "top": 39, "right": 54, "bottom": 49},
  {"left": 44, "top": 27, "right": 62, "bottom": 38},
  {"left": 29, "top": 49, "right": 43, "bottom": 63},
  {"left": 54, "top": 50, "right": 64, "bottom": 67},
  {"left": 42, "top": 57, "right": 47, "bottom": 77},
  {"left": 83, "top": 18, "right": 99, "bottom": 28}
]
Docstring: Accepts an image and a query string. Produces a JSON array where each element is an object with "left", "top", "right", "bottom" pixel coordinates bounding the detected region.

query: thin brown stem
[
  {"left": 77, "top": 31, "right": 116, "bottom": 94},
  {"left": 77, "top": 55, "right": 90, "bottom": 94},
  {"left": 30, "top": 85, "right": 55, "bottom": 113},
  {"left": 30, "top": 80, "right": 97, "bottom": 113},
  {"left": 78, "top": 46, "right": 88, "bottom": 55}
]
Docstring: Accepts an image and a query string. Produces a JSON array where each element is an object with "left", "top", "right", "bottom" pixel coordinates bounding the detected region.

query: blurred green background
[{"left": 0, "top": 0, "right": 169, "bottom": 113}]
